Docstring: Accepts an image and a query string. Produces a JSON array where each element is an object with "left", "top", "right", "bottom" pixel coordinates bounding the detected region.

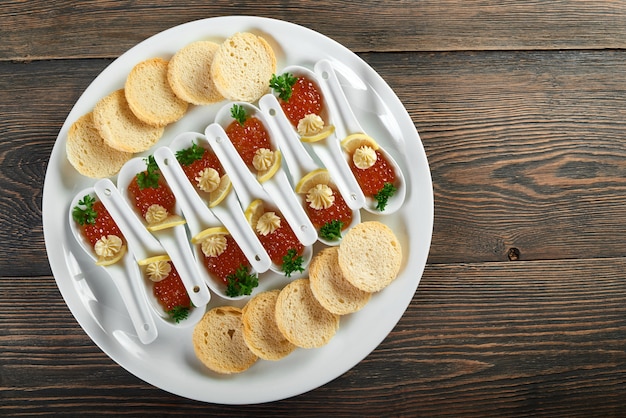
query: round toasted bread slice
[
  {"left": 275, "top": 278, "right": 339, "bottom": 349},
  {"left": 66, "top": 112, "right": 133, "bottom": 178},
  {"left": 211, "top": 32, "right": 276, "bottom": 102},
  {"left": 337, "top": 221, "right": 402, "bottom": 292},
  {"left": 125, "top": 57, "right": 188, "bottom": 126},
  {"left": 167, "top": 40, "right": 224, "bottom": 105},
  {"left": 309, "top": 247, "right": 372, "bottom": 315},
  {"left": 92, "top": 89, "right": 164, "bottom": 153},
  {"left": 242, "top": 290, "right": 296, "bottom": 360},
  {"left": 192, "top": 306, "right": 258, "bottom": 374}
]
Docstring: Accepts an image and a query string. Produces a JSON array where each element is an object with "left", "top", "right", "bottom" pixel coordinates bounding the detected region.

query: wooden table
[{"left": 3, "top": 1, "right": 626, "bottom": 416}]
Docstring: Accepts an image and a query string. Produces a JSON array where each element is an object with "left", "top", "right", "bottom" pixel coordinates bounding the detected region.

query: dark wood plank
[
  {"left": 2, "top": 0, "right": 626, "bottom": 61},
  {"left": 3, "top": 259, "right": 626, "bottom": 415}
]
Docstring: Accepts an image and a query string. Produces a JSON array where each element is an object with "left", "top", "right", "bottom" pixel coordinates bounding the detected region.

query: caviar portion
[
  {"left": 81, "top": 201, "right": 123, "bottom": 246},
  {"left": 349, "top": 149, "right": 396, "bottom": 196},
  {"left": 257, "top": 220, "right": 304, "bottom": 265},
  {"left": 304, "top": 188, "right": 352, "bottom": 229},
  {"left": 279, "top": 76, "right": 324, "bottom": 127},
  {"left": 152, "top": 263, "right": 191, "bottom": 313},
  {"left": 127, "top": 176, "right": 176, "bottom": 217},
  {"left": 225, "top": 117, "right": 272, "bottom": 167},
  {"left": 202, "top": 235, "right": 251, "bottom": 284},
  {"left": 180, "top": 148, "right": 224, "bottom": 186}
]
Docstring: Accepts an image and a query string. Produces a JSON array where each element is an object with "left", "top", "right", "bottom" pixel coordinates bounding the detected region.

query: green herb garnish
[
  {"left": 225, "top": 264, "right": 258, "bottom": 297},
  {"left": 136, "top": 155, "right": 160, "bottom": 189},
  {"left": 282, "top": 248, "right": 305, "bottom": 277},
  {"left": 269, "top": 73, "right": 298, "bottom": 101},
  {"left": 374, "top": 182, "right": 397, "bottom": 211},
  {"left": 72, "top": 194, "right": 98, "bottom": 226},
  {"left": 167, "top": 305, "right": 190, "bottom": 323},
  {"left": 231, "top": 104, "right": 247, "bottom": 126},
  {"left": 319, "top": 220, "right": 344, "bottom": 241},
  {"left": 175, "top": 142, "right": 205, "bottom": 166}
]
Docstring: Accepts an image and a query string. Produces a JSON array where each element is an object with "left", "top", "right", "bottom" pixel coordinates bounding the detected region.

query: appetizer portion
[
  {"left": 72, "top": 194, "right": 127, "bottom": 266},
  {"left": 145, "top": 258, "right": 192, "bottom": 323},
  {"left": 245, "top": 199, "right": 305, "bottom": 277}
]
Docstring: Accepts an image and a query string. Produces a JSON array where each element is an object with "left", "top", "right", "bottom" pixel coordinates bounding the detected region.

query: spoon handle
[
  {"left": 107, "top": 255, "right": 158, "bottom": 344},
  {"left": 94, "top": 179, "right": 164, "bottom": 261}
]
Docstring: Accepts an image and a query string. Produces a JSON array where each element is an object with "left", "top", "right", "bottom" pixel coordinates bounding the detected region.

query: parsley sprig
[
  {"left": 136, "top": 155, "right": 160, "bottom": 189},
  {"left": 282, "top": 248, "right": 305, "bottom": 277},
  {"left": 175, "top": 142, "right": 205, "bottom": 166},
  {"left": 167, "top": 305, "right": 190, "bottom": 323},
  {"left": 270, "top": 73, "right": 298, "bottom": 101},
  {"left": 374, "top": 182, "right": 397, "bottom": 211},
  {"left": 231, "top": 104, "right": 247, "bottom": 126},
  {"left": 226, "top": 265, "right": 258, "bottom": 297},
  {"left": 72, "top": 194, "right": 98, "bottom": 226},
  {"left": 319, "top": 220, "right": 344, "bottom": 241}
]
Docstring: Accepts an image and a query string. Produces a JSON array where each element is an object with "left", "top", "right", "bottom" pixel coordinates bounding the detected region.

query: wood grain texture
[
  {"left": 2, "top": 0, "right": 626, "bottom": 61},
  {"left": 3, "top": 0, "right": 626, "bottom": 415},
  {"left": 3, "top": 259, "right": 626, "bottom": 416}
]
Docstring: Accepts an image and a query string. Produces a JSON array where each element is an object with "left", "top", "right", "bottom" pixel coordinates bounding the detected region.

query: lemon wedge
[
  {"left": 256, "top": 150, "right": 282, "bottom": 183},
  {"left": 191, "top": 226, "right": 230, "bottom": 244},
  {"left": 294, "top": 168, "right": 331, "bottom": 194},
  {"left": 340, "top": 133, "right": 379, "bottom": 154},
  {"left": 244, "top": 199, "right": 265, "bottom": 229},
  {"left": 208, "top": 174, "right": 232, "bottom": 208},
  {"left": 137, "top": 254, "right": 171, "bottom": 266},
  {"left": 146, "top": 214, "right": 186, "bottom": 231},
  {"left": 300, "top": 124, "right": 335, "bottom": 143},
  {"left": 95, "top": 243, "right": 127, "bottom": 266}
]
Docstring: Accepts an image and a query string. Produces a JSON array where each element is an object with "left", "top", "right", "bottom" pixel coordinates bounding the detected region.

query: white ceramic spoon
[
  {"left": 205, "top": 122, "right": 313, "bottom": 276},
  {"left": 314, "top": 59, "right": 407, "bottom": 214},
  {"left": 154, "top": 139, "right": 269, "bottom": 300},
  {"left": 94, "top": 178, "right": 206, "bottom": 327},
  {"left": 69, "top": 188, "right": 157, "bottom": 344},
  {"left": 258, "top": 93, "right": 361, "bottom": 246},
  {"left": 213, "top": 101, "right": 318, "bottom": 247}
]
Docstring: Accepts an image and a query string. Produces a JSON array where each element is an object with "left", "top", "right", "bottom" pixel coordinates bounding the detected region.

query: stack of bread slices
[
  {"left": 66, "top": 32, "right": 276, "bottom": 179},
  {"left": 192, "top": 221, "right": 403, "bottom": 374}
]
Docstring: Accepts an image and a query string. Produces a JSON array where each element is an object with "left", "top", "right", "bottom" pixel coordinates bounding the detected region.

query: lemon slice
[
  {"left": 294, "top": 168, "right": 331, "bottom": 194},
  {"left": 256, "top": 150, "right": 282, "bottom": 183},
  {"left": 340, "top": 133, "right": 379, "bottom": 154},
  {"left": 244, "top": 199, "right": 265, "bottom": 229},
  {"left": 95, "top": 243, "right": 127, "bottom": 266},
  {"left": 300, "top": 124, "right": 335, "bottom": 143},
  {"left": 191, "top": 226, "right": 230, "bottom": 244},
  {"left": 146, "top": 214, "right": 186, "bottom": 231},
  {"left": 208, "top": 174, "right": 232, "bottom": 208},
  {"left": 137, "top": 254, "right": 171, "bottom": 266}
]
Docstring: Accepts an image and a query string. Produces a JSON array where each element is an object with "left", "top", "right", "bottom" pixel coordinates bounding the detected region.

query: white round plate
[{"left": 42, "top": 16, "right": 433, "bottom": 404}]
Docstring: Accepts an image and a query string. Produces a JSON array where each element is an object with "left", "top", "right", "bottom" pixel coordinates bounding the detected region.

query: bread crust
[
  {"left": 125, "top": 57, "right": 188, "bottom": 126},
  {"left": 337, "top": 221, "right": 402, "bottom": 292},
  {"left": 242, "top": 290, "right": 296, "bottom": 360},
  {"left": 66, "top": 112, "right": 133, "bottom": 178},
  {"left": 274, "top": 278, "right": 339, "bottom": 349},
  {"left": 192, "top": 306, "right": 258, "bottom": 374},
  {"left": 210, "top": 32, "right": 276, "bottom": 102},
  {"left": 309, "top": 247, "right": 372, "bottom": 315},
  {"left": 167, "top": 41, "right": 224, "bottom": 105},
  {"left": 92, "top": 89, "right": 164, "bottom": 153}
]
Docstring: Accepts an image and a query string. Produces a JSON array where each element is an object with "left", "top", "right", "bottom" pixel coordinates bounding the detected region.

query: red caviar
[
  {"left": 181, "top": 148, "right": 224, "bottom": 187},
  {"left": 152, "top": 263, "right": 191, "bottom": 311},
  {"left": 225, "top": 117, "right": 272, "bottom": 167},
  {"left": 304, "top": 188, "right": 352, "bottom": 229},
  {"left": 82, "top": 201, "right": 123, "bottom": 246},
  {"left": 257, "top": 219, "right": 304, "bottom": 265},
  {"left": 127, "top": 176, "right": 176, "bottom": 218},
  {"left": 349, "top": 150, "right": 396, "bottom": 196},
  {"left": 202, "top": 235, "right": 251, "bottom": 284},
  {"left": 280, "top": 76, "right": 323, "bottom": 127}
]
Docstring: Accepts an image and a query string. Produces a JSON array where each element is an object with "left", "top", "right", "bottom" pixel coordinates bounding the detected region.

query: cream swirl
[
  {"left": 252, "top": 148, "right": 275, "bottom": 172},
  {"left": 94, "top": 235, "right": 123, "bottom": 258},
  {"left": 146, "top": 260, "right": 171, "bottom": 282},
  {"left": 306, "top": 183, "right": 335, "bottom": 210},
  {"left": 297, "top": 114, "right": 324, "bottom": 136},
  {"left": 201, "top": 234, "right": 228, "bottom": 257},
  {"left": 196, "top": 167, "right": 220, "bottom": 193},
  {"left": 256, "top": 212, "right": 281, "bottom": 235},
  {"left": 353, "top": 145, "right": 377, "bottom": 169},
  {"left": 145, "top": 204, "right": 168, "bottom": 225}
]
